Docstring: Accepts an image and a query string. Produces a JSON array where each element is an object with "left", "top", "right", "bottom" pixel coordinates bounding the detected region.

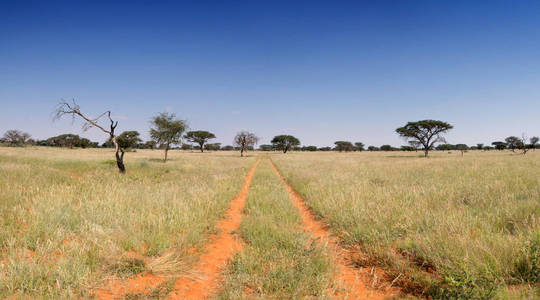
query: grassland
[
  {"left": 0, "top": 147, "right": 255, "bottom": 298},
  {"left": 1, "top": 147, "right": 539, "bottom": 299},
  {"left": 271, "top": 150, "right": 540, "bottom": 298},
  {"left": 218, "top": 158, "right": 334, "bottom": 299}
]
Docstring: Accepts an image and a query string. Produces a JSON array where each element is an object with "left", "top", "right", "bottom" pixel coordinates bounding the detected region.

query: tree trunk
[
  {"left": 200, "top": 143, "right": 204, "bottom": 152},
  {"left": 112, "top": 137, "right": 126, "bottom": 173},
  {"left": 240, "top": 147, "right": 244, "bottom": 157},
  {"left": 283, "top": 147, "right": 288, "bottom": 153},
  {"left": 164, "top": 144, "right": 169, "bottom": 162},
  {"left": 424, "top": 149, "right": 429, "bottom": 157}
]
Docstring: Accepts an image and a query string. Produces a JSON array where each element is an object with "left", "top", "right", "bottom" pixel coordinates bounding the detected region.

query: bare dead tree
[
  {"left": 53, "top": 99, "right": 126, "bottom": 173},
  {"left": 234, "top": 131, "right": 259, "bottom": 157},
  {"left": 520, "top": 133, "right": 529, "bottom": 155}
]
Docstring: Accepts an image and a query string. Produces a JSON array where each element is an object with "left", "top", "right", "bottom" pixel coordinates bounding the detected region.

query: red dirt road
[
  {"left": 165, "top": 158, "right": 259, "bottom": 299},
  {"left": 95, "top": 159, "right": 259, "bottom": 299}
]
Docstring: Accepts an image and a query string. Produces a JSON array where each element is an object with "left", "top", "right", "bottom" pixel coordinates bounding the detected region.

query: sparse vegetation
[{"left": 1, "top": 133, "right": 539, "bottom": 299}]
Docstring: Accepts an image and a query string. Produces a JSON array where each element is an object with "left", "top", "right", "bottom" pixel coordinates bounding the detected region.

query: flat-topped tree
[
  {"left": 185, "top": 131, "right": 215, "bottom": 152},
  {"left": 354, "top": 142, "right": 365, "bottom": 151},
  {"left": 396, "top": 120, "right": 453, "bottom": 157},
  {"left": 54, "top": 99, "right": 126, "bottom": 173},
  {"left": 334, "top": 141, "right": 354, "bottom": 152},
  {"left": 117, "top": 131, "right": 141, "bottom": 150},
  {"left": 234, "top": 131, "right": 259, "bottom": 157},
  {"left": 492, "top": 141, "right": 507, "bottom": 150},
  {"left": 271, "top": 135, "right": 300, "bottom": 153},
  {"left": 150, "top": 112, "right": 187, "bottom": 162},
  {"left": 505, "top": 136, "right": 521, "bottom": 152}
]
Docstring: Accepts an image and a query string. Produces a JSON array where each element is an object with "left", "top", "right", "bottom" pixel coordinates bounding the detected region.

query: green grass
[
  {"left": 271, "top": 150, "right": 540, "bottom": 298},
  {"left": 218, "top": 158, "right": 334, "bottom": 299},
  {"left": 0, "top": 147, "right": 255, "bottom": 298}
]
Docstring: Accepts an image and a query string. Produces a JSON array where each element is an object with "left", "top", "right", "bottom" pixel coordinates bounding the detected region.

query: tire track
[
  {"left": 95, "top": 159, "right": 259, "bottom": 299},
  {"left": 165, "top": 158, "right": 259, "bottom": 299},
  {"left": 269, "top": 159, "right": 399, "bottom": 300}
]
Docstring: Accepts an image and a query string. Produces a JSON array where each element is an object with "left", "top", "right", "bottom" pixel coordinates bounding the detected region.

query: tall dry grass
[
  {"left": 271, "top": 150, "right": 540, "bottom": 298},
  {"left": 0, "top": 147, "right": 255, "bottom": 298}
]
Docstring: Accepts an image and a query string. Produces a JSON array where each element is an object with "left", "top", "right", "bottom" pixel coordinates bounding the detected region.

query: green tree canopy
[
  {"left": 271, "top": 135, "right": 300, "bottom": 153},
  {"left": 185, "top": 131, "right": 216, "bottom": 152},
  {"left": 504, "top": 136, "right": 521, "bottom": 152},
  {"left": 492, "top": 141, "right": 507, "bottom": 150},
  {"left": 302, "top": 145, "right": 318, "bottom": 151},
  {"left": 204, "top": 143, "right": 221, "bottom": 151},
  {"left": 117, "top": 131, "right": 141, "bottom": 149},
  {"left": 334, "top": 141, "right": 354, "bottom": 152},
  {"left": 395, "top": 120, "right": 453, "bottom": 157},
  {"left": 530, "top": 136, "right": 539, "bottom": 149},
  {"left": 380, "top": 144, "right": 394, "bottom": 151},
  {"left": 150, "top": 112, "right": 188, "bottom": 162}
]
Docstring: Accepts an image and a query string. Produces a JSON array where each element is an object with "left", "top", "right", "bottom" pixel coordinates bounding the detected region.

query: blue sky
[{"left": 1, "top": 0, "right": 539, "bottom": 147}]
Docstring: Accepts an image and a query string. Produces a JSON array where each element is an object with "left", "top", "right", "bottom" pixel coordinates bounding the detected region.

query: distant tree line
[
  {"left": 4, "top": 129, "right": 539, "bottom": 155},
  {"left": 3, "top": 110, "right": 539, "bottom": 172}
]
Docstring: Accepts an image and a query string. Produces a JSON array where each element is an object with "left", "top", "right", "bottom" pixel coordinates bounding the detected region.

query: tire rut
[
  {"left": 95, "top": 159, "right": 260, "bottom": 299},
  {"left": 269, "top": 159, "right": 400, "bottom": 300}
]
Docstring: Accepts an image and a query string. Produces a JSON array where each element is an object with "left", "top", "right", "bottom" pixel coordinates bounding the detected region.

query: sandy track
[
  {"left": 95, "top": 159, "right": 259, "bottom": 299},
  {"left": 269, "top": 159, "right": 399, "bottom": 300},
  {"left": 165, "top": 159, "right": 259, "bottom": 299}
]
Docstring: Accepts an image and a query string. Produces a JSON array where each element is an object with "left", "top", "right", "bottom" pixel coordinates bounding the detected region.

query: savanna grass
[
  {"left": 271, "top": 150, "right": 540, "bottom": 298},
  {"left": 218, "top": 158, "right": 334, "bottom": 299},
  {"left": 0, "top": 147, "right": 255, "bottom": 298}
]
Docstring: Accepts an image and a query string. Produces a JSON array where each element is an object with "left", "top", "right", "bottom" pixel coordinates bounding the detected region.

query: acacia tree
[
  {"left": 271, "top": 135, "right": 300, "bottom": 153},
  {"left": 354, "top": 142, "right": 365, "bottom": 151},
  {"left": 234, "top": 131, "right": 259, "bottom": 157},
  {"left": 184, "top": 131, "right": 216, "bottom": 153},
  {"left": 2, "top": 130, "right": 31, "bottom": 146},
  {"left": 395, "top": 120, "right": 453, "bottom": 157},
  {"left": 334, "top": 141, "right": 354, "bottom": 152},
  {"left": 456, "top": 144, "right": 468, "bottom": 156},
  {"left": 505, "top": 136, "right": 520, "bottom": 152},
  {"left": 492, "top": 141, "right": 507, "bottom": 150},
  {"left": 530, "top": 136, "right": 539, "bottom": 150},
  {"left": 150, "top": 112, "right": 187, "bottom": 162},
  {"left": 117, "top": 131, "right": 141, "bottom": 149},
  {"left": 54, "top": 100, "right": 126, "bottom": 172}
]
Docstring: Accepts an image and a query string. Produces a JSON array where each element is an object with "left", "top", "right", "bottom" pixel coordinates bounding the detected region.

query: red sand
[
  {"left": 95, "top": 159, "right": 259, "bottom": 299},
  {"left": 270, "top": 160, "right": 399, "bottom": 300}
]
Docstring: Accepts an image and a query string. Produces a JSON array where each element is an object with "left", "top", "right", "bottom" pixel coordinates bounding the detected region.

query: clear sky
[{"left": 1, "top": 0, "right": 539, "bottom": 147}]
